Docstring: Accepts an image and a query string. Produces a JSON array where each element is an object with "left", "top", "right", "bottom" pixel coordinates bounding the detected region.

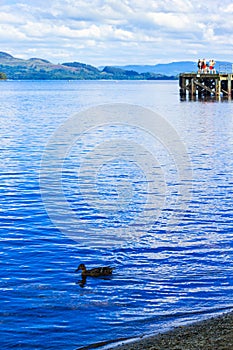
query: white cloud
[
  {"left": 0, "top": 0, "right": 233, "bottom": 65},
  {"left": 0, "top": 24, "right": 27, "bottom": 40},
  {"left": 146, "top": 12, "right": 191, "bottom": 31},
  {"left": 223, "top": 4, "right": 233, "bottom": 12},
  {"left": 0, "top": 11, "right": 26, "bottom": 24}
]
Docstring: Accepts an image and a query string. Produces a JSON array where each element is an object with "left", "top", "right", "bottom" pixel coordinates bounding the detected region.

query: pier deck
[{"left": 179, "top": 72, "right": 233, "bottom": 99}]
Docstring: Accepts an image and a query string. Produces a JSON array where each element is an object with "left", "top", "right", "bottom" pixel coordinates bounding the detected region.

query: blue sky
[{"left": 0, "top": 0, "right": 233, "bottom": 65}]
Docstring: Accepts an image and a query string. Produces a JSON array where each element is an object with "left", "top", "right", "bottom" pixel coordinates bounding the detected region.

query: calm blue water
[{"left": 1, "top": 80, "right": 233, "bottom": 349}]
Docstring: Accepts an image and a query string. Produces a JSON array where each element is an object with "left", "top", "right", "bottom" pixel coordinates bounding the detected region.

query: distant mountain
[
  {"left": 0, "top": 52, "right": 232, "bottom": 80},
  {"left": 0, "top": 52, "right": 14, "bottom": 59},
  {"left": 108, "top": 61, "right": 196, "bottom": 75},
  {"left": 0, "top": 52, "right": 104, "bottom": 80},
  {"left": 112, "top": 61, "right": 233, "bottom": 75},
  {"left": 99, "top": 66, "right": 174, "bottom": 80},
  {"left": 0, "top": 51, "right": 178, "bottom": 80}
]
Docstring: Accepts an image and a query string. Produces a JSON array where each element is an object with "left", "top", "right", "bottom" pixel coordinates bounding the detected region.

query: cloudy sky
[{"left": 0, "top": 0, "right": 233, "bottom": 66}]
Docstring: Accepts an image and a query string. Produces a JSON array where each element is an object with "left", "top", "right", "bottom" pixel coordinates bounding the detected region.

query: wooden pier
[{"left": 179, "top": 73, "right": 233, "bottom": 99}]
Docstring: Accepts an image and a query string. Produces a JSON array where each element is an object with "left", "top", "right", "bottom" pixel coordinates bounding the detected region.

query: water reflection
[
  {"left": 180, "top": 94, "right": 233, "bottom": 102},
  {"left": 76, "top": 275, "right": 114, "bottom": 288}
]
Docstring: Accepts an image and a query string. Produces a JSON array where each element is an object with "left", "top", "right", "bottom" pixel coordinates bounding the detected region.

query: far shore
[{"left": 106, "top": 311, "right": 233, "bottom": 350}]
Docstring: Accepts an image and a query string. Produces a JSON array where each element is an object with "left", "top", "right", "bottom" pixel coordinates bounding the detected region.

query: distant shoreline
[{"left": 0, "top": 77, "right": 178, "bottom": 81}]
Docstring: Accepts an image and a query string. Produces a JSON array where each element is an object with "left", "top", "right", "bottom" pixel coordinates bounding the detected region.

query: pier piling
[{"left": 179, "top": 73, "right": 233, "bottom": 99}]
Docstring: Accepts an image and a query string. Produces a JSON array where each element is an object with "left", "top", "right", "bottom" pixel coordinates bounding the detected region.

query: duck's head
[{"left": 75, "top": 263, "right": 86, "bottom": 273}]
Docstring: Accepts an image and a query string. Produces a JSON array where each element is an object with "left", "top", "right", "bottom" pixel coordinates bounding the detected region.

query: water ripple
[{"left": 0, "top": 81, "right": 233, "bottom": 349}]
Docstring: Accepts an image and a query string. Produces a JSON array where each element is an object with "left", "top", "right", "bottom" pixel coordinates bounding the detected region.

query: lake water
[{"left": 1, "top": 80, "right": 233, "bottom": 349}]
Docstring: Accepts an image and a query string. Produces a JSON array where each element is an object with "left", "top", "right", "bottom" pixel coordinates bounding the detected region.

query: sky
[{"left": 0, "top": 0, "right": 233, "bottom": 66}]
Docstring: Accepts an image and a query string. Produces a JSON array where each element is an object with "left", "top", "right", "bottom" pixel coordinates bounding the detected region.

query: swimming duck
[{"left": 75, "top": 263, "right": 115, "bottom": 277}]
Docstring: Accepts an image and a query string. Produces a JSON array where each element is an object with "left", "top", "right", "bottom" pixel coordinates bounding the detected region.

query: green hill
[
  {"left": 0, "top": 52, "right": 176, "bottom": 80},
  {"left": 0, "top": 52, "right": 102, "bottom": 80}
]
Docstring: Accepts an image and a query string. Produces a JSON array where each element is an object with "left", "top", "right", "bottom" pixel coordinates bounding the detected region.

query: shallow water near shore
[{"left": 1, "top": 80, "right": 233, "bottom": 349}]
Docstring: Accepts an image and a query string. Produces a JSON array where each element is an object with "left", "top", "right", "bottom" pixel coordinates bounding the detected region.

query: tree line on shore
[{"left": 0, "top": 51, "right": 177, "bottom": 80}]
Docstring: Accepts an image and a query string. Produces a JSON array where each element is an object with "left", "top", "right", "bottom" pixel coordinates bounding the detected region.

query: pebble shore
[{"left": 112, "top": 311, "right": 233, "bottom": 350}]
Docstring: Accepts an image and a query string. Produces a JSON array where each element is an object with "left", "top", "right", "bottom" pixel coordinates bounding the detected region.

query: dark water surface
[{"left": 1, "top": 80, "right": 233, "bottom": 349}]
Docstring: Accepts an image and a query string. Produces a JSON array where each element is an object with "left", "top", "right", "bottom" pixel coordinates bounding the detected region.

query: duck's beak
[{"left": 75, "top": 267, "right": 80, "bottom": 272}]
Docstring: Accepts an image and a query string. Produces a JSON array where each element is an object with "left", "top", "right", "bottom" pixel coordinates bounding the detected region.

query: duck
[{"left": 75, "top": 263, "right": 115, "bottom": 277}]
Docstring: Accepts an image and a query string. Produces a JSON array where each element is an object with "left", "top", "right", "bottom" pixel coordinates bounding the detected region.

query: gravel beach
[{"left": 112, "top": 311, "right": 233, "bottom": 350}]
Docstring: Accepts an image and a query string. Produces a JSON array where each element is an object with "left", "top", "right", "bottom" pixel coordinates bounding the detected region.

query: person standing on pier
[
  {"left": 197, "top": 59, "right": 202, "bottom": 73},
  {"left": 209, "top": 59, "right": 216, "bottom": 73},
  {"left": 201, "top": 59, "right": 207, "bottom": 73}
]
